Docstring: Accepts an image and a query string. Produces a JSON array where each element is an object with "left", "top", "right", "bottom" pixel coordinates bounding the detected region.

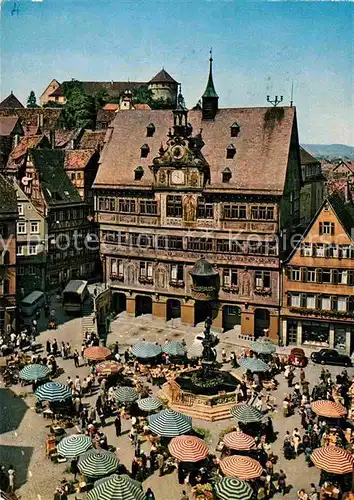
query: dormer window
[
  {"left": 222, "top": 167, "right": 232, "bottom": 183},
  {"left": 134, "top": 166, "right": 144, "bottom": 181},
  {"left": 230, "top": 122, "right": 240, "bottom": 137},
  {"left": 141, "top": 144, "right": 150, "bottom": 158},
  {"left": 146, "top": 123, "right": 155, "bottom": 137},
  {"left": 226, "top": 144, "right": 236, "bottom": 159}
]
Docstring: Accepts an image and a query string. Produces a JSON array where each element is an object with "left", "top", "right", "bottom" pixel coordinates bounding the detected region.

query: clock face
[
  {"left": 171, "top": 145, "right": 185, "bottom": 160},
  {"left": 171, "top": 170, "right": 185, "bottom": 185}
]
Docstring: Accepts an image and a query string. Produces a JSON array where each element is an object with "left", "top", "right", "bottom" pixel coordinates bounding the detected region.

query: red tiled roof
[
  {"left": 0, "top": 92, "right": 24, "bottom": 109},
  {"left": 0, "top": 116, "right": 21, "bottom": 136},
  {"left": 94, "top": 106, "right": 296, "bottom": 193},
  {"left": 23, "top": 124, "right": 41, "bottom": 136},
  {"left": 96, "top": 108, "right": 116, "bottom": 125},
  {"left": 134, "top": 103, "right": 151, "bottom": 110},
  {"left": 103, "top": 103, "right": 119, "bottom": 111},
  {"left": 8, "top": 135, "right": 46, "bottom": 162},
  {"left": 77, "top": 130, "right": 106, "bottom": 151},
  {"left": 0, "top": 108, "right": 62, "bottom": 130},
  {"left": 64, "top": 149, "right": 96, "bottom": 170}
]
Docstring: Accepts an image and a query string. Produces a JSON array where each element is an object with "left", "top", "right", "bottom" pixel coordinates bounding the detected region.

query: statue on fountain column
[{"left": 201, "top": 316, "right": 219, "bottom": 363}]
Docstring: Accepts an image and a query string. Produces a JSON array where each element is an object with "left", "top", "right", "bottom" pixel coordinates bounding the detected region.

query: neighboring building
[
  {"left": 22, "top": 149, "right": 99, "bottom": 289},
  {"left": 64, "top": 149, "right": 100, "bottom": 204},
  {"left": 77, "top": 130, "right": 106, "bottom": 152},
  {"left": 0, "top": 108, "right": 63, "bottom": 133},
  {"left": 39, "top": 79, "right": 61, "bottom": 107},
  {"left": 5, "top": 134, "right": 51, "bottom": 176},
  {"left": 0, "top": 116, "right": 24, "bottom": 170},
  {"left": 94, "top": 58, "right": 302, "bottom": 341},
  {"left": 282, "top": 194, "right": 354, "bottom": 354},
  {"left": 325, "top": 160, "right": 354, "bottom": 198},
  {"left": 299, "top": 146, "right": 326, "bottom": 228},
  {"left": 42, "top": 69, "right": 178, "bottom": 107},
  {"left": 0, "top": 174, "right": 18, "bottom": 335},
  {"left": 0, "top": 92, "right": 24, "bottom": 110},
  {"left": 14, "top": 182, "right": 46, "bottom": 298}
]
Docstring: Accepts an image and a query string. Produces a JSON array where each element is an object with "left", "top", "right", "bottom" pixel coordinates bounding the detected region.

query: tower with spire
[{"left": 202, "top": 49, "right": 219, "bottom": 120}]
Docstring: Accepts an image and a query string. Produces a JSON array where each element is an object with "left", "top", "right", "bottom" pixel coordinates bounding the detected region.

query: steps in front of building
[{"left": 169, "top": 402, "right": 233, "bottom": 422}]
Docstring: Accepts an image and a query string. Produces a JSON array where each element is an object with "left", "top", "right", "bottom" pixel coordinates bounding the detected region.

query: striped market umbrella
[
  {"left": 57, "top": 434, "right": 93, "bottom": 459},
  {"left": 220, "top": 455, "right": 263, "bottom": 480},
  {"left": 137, "top": 397, "right": 163, "bottom": 412},
  {"left": 223, "top": 431, "right": 256, "bottom": 451},
  {"left": 249, "top": 340, "right": 276, "bottom": 355},
  {"left": 214, "top": 477, "right": 253, "bottom": 500},
  {"left": 239, "top": 357, "right": 269, "bottom": 373},
  {"left": 168, "top": 435, "right": 209, "bottom": 462},
  {"left": 311, "top": 446, "right": 354, "bottom": 474},
  {"left": 35, "top": 381, "right": 72, "bottom": 402},
  {"left": 113, "top": 386, "right": 138, "bottom": 403},
  {"left": 230, "top": 404, "right": 263, "bottom": 423},
  {"left": 78, "top": 449, "right": 119, "bottom": 478},
  {"left": 0, "top": 490, "right": 14, "bottom": 500},
  {"left": 19, "top": 363, "right": 50, "bottom": 381},
  {"left": 148, "top": 409, "right": 192, "bottom": 437},
  {"left": 311, "top": 400, "right": 347, "bottom": 418},
  {"left": 88, "top": 474, "right": 145, "bottom": 500},
  {"left": 96, "top": 360, "right": 123, "bottom": 376},
  {"left": 131, "top": 342, "right": 162, "bottom": 359},
  {"left": 84, "top": 346, "right": 111, "bottom": 361},
  {"left": 163, "top": 341, "right": 187, "bottom": 357}
]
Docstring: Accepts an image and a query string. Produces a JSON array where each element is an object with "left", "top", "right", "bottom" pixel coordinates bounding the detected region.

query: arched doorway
[
  {"left": 136, "top": 295, "right": 152, "bottom": 317},
  {"left": 254, "top": 309, "right": 270, "bottom": 338},
  {"left": 167, "top": 299, "right": 181, "bottom": 321},
  {"left": 112, "top": 293, "right": 126, "bottom": 314},
  {"left": 222, "top": 305, "right": 242, "bottom": 332},
  {"left": 194, "top": 301, "right": 214, "bottom": 326}
]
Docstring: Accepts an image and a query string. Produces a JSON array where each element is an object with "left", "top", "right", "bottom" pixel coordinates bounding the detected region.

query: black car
[{"left": 311, "top": 348, "right": 352, "bottom": 367}]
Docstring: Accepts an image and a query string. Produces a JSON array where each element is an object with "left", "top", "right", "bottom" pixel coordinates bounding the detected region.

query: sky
[{"left": 0, "top": 0, "right": 353, "bottom": 145}]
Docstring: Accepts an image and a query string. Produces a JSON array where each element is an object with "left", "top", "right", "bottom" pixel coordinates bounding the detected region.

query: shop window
[{"left": 302, "top": 321, "right": 330, "bottom": 346}]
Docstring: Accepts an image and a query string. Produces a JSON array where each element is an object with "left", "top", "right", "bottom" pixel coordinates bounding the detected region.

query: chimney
[
  {"left": 39, "top": 113, "right": 44, "bottom": 128},
  {"left": 14, "top": 134, "right": 20, "bottom": 147},
  {"left": 70, "top": 138, "right": 76, "bottom": 150},
  {"left": 49, "top": 130, "right": 55, "bottom": 149}
]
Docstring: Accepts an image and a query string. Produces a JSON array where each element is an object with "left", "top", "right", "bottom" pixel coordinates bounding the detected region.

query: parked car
[
  {"left": 288, "top": 348, "right": 308, "bottom": 367},
  {"left": 310, "top": 348, "right": 352, "bottom": 367}
]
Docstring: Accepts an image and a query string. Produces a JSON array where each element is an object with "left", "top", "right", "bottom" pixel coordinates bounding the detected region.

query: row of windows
[
  {"left": 300, "top": 243, "right": 354, "bottom": 258},
  {"left": 289, "top": 267, "right": 354, "bottom": 285},
  {"left": 97, "top": 196, "right": 276, "bottom": 221},
  {"left": 17, "top": 221, "right": 40, "bottom": 235},
  {"left": 17, "top": 265, "right": 36, "bottom": 276},
  {"left": 17, "top": 244, "right": 39, "bottom": 256},
  {"left": 49, "top": 208, "right": 86, "bottom": 223},
  {"left": 101, "top": 231, "right": 278, "bottom": 255},
  {"left": 109, "top": 260, "right": 271, "bottom": 289},
  {"left": 143, "top": 122, "right": 240, "bottom": 139},
  {"left": 288, "top": 293, "right": 354, "bottom": 313}
]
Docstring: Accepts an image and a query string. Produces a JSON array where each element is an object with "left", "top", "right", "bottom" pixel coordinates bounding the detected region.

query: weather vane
[{"left": 267, "top": 95, "right": 283, "bottom": 107}]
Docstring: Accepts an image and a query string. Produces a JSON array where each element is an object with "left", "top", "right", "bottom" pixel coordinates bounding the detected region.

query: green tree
[
  {"left": 131, "top": 86, "right": 154, "bottom": 106},
  {"left": 62, "top": 88, "right": 96, "bottom": 130},
  {"left": 150, "top": 97, "right": 176, "bottom": 110},
  {"left": 61, "top": 79, "right": 84, "bottom": 100},
  {"left": 27, "top": 90, "right": 38, "bottom": 108},
  {"left": 92, "top": 88, "right": 109, "bottom": 108}
]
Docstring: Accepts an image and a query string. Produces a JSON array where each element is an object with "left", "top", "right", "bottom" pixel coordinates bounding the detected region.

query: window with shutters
[
  {"left": 110, "top": 258, "right": 123, "bottom": 278},
  {"left": 302, "top": 243, "right": 313, "bottom": 257},
  {"left": 338, "top": 270, "right": 348, "bottom": 284},
  {"left": 322, "top": 269, "right": 331, "bottom": 283},
  {"left": 306, "top": 295, "right": 316, "bottom": 309},
  {"left": 170, "top": 264, "right": 184, "bottom": 283},
  {"left": 291, "top": 268, "right": 300, "bottom": 281},
  {"left": 319, "top": 221, "right": 335, "bottom": 235},
  {"left": 327, "top": 244, "right": 339, "bottom": 258},
  {"left": 339, "top": 245, "right": 354, "bottom": 258},
  {"left": 17, "top": 222, "right": 26, "bottom": 234},
  {"left": 307, "top": 269, "right": 316, "bottom": 282},
  {"left": 316, "top": 244, "right": 325, "bottom": 257},
  {"left": 255, "top": 271, "right": 271, "bottom": 288}
]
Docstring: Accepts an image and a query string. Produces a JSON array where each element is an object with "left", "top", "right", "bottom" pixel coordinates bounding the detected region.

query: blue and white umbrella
[
  {"left": 131, "top": 342, "right": 162, "bottom": 359},
  {"left": 148, "top": 409, "right": 192, "bottom": 437},
  {"left": 113, "top": 386, "right": 139, "bottom": 403},
  {"left": 137, "top": 397, "right": 163, "bottom": 412},
  {"left": 88, "top": 474, "right": 145, "bottom": 500},
  {"left": 19, "top": 364, "right": 50, "bottom": 381},
  {"left": 78, "top": 449, "right": 119, "bottom": 477},
  {"left": 163, "top": 341, "right": 187, "bottom": 357},
  {"left": 249, "top": 340, "right": 276, "bottom": 355},
  {"left": 57, "top": 434, "right": 93, "bottom": 458},
  {"left": 239, "top": 357, "right": 270, "bottom": 373}
]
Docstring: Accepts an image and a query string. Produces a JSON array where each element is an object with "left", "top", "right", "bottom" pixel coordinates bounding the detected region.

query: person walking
[
  {"left": 7, "top": 465, "right": 15, "bottom": 494},
  {"left": 73, "top": 350, "right": 79, "bottom": 368},
  {"left": 52, "top": 338, "right": 58, "bottom": 356},
  {"left": 145, "top": 487, "right": 155, "bottom": 500},
  {"left": 46, "top": 340, "right": 51, "bottom": 355},
  {"left": 292, "top": 428, "right": 301, "bottom": 455},
  {"left": 277, "top": 470, "right": 287, "bottom": 495},
  {"left": 114, "top": 413, "right": 122, "bottom": 437},
  {"left": 157, "top": 452, "right": 164, "bottom": 477}
]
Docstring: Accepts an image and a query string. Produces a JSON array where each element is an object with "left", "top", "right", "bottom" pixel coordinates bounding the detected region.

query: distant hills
[{"left": 301, "top": 144, "right": 354, "bottom": 161}]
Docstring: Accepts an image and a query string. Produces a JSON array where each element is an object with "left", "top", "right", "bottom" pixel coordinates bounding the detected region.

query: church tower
[{"left": 202, "top": 50, "right": 219, "bottom": 120}]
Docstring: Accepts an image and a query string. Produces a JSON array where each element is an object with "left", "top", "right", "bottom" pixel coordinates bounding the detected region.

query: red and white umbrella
[
  {"left": 311, "top": 400, "right": 347, "bottom": 418},
  {"left": 168, "top": 435, "right": 209, "bottom": 462},
  {"left": 84, "top": 346, "right": 111, "bottom": 361},
  {"left": 223, "top": 432, "right": 256, "bottom": 451},
  {"left": 311, "top": 446, "right": 354, "bottom": 474},
  {"left": 220, "top": 455, "right": 263, "bottom": 480}
]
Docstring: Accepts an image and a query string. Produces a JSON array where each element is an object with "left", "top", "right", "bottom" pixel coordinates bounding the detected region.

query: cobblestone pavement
[{"left": 1, "top": 304, "right": 353, "bottom": 500}]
